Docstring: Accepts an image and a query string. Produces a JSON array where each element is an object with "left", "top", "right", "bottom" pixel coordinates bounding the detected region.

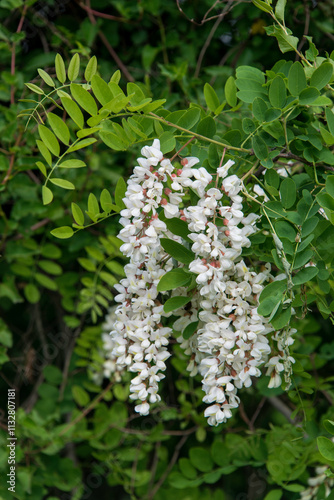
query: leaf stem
[{"left": 148, "top": 113, "right": 250, "bottom": 153}]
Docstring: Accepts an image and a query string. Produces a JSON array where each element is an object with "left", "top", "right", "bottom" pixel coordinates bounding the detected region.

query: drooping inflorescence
[{"left": 103, "top": 140, "right": 295, "bottom": 425}]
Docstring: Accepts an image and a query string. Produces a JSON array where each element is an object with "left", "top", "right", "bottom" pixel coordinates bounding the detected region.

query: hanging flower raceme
[
  {"left": 104, "top": 140, "right": 295, "bottom": 424},
  {"left": 106, "top": 140, "right": 202, "bottom": 415},
  {"left": 172, "top": 161, "right": 275, "bottom": 425}
]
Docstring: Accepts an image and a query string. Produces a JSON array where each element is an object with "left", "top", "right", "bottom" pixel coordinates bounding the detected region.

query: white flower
[
  {"left": 217, "top": 159, "right": 235, "bottom": 178},
  {"left": 253, "top": 184, "right": 269, "bottom": 201},
  {"left": 222, "top": 175, "right": 241, "bottom": 196},
  {"left": 134, "top": 402, "right": 150, "bottom": 415},
  {"left": 192, "top": 167, "right": 213, "bottom": 196}
]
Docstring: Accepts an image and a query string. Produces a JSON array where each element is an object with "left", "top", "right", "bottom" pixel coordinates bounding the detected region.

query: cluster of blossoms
[
  {"left": 103, "top": 140, "right": 295, "bottom": 425},
  {"left": 299, "top": 465, "right": 334, "bottom": 500}
]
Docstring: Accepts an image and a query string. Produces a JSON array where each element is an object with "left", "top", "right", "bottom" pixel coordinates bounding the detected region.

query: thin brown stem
[
  {"left": 277, "top": 152, "right": 334, "bottom": 171},
  {"left": 13, "top": 218, "right": 50, "bottom": 241},
  {"left": 170, "top": 136, "right": 196, "bottom": 161},
  {"left": 58, "top": 381, "right": 114, "bottom": 437},
  {"left": 10, "top": 3, "right": 28, "bottom": 104},
  {"left": 148, "top": 113, "right": 250, "bottom": 152},
  {"left": 1, "top": 131, "right": 23, "bottom": 185},
  {"left": 239, "top": 401, "right": 254, "bottom": 431},
  {"left": 210, "top": 44, "right": 240, "bottom": 86},
  {"left": 296, "top": 2, "right": 310, "bottom": 57},
  {"left": 250, "top": 397, "right": 266, "bottom": 427},
  {"left": 149, "top": 434, "right": 188, "bottom": 499},
  {"left": 194, "top": 1, "right": 234, "bottom": 78},
  {"left": 268, "top": 396, "right": 296, "bottom": 423},
  {"left": 84, "top": 0, "right": 134, "bottom": 82},
  {"left": 78, "top": 2, "right": 127, "bottom": 22},
  {"left": 58, "top": 314, "right": 87, "bottom": 400},
  {"left": 176, "top": 0, "right": 243, "bottom": 26},
  {"left": 147, "top": 441, "right": 161, "bottom": 498}
]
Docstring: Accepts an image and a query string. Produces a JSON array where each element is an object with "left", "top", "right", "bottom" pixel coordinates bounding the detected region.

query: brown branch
[
  {"left": 194, "top": 2, "right": 233, "bottom": 78},
  {"left": 250, "top": 396, "right": 266, "bottom": 427},
  {"left": 13, "top": 218, "right": 50, "bottom": 241},
  {"left": 176, "top": 0, "right": 246, "bottom": 26},
  {"left": 175, "top": 0, "right": 202, "bottom": 25},
  {"left": 59, "top": 314, "right": 87, "bottom": 400},
  {"left": 31, "top": 10, "right": 72, "bottom": 47},
  {"left": 1, "top": 131, "right": 23, "bottom": 185},
  {"left": 58, "top": 381, "right": 114, "bottom": 437},
  {"left": 102, "top": 424, "right": 198, "bottom": 437},
  {"left": 268, "top": 396, "right": 296, "bottom": 424},
  {"left": 148, "top": 441, "right": 161, "bottom": 496},
  {"left": 0, "top": 420, "right": 8, "bottom": 431},
  {"left": 10, "top": 3, "right": 28, "bottom": 104},
  {"left": 21, "top": 371, "right": 44, "bottom": 413},
  {"left": 26, "top": 169, "right": 41, "bottom": 184},
  {"left": 170, "top": 136, "right": 196, "bottom": 161},
  {"left": 83, "top": 0, "right": 134, "bottom": 82},
  {"left": 202, "top": 0, "right": 223, "bottom": 23},
  {"left": 78, "top": 2, "right": 127, "bottom": 22},
  {"left": 210, "top": 44, "right": 240, "bottom": 86},
  {"left": 277, "top": 152, "right": 334, "bottom": 172},
  {"left": 130, "top": 443, "right": 142, "bottom": 497},
  {"left": 324, "top": 31, "right": 334, "bottom": 42},
  {"left": 296, "top": 2, "right": 310, "bottom": 58},
  {"left": 149, "top": 434, "right": 189, "bottom": 500},
  {"left": 239, "top": 401, "right": 254, "bottom": 431}
]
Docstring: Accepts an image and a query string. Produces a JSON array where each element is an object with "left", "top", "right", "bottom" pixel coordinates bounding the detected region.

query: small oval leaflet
[
  {"left": 163, "top": 296, "right": 191, "bottom": 313},
  {"left": 280, "top": 177, "right": 296, "bottom": 209},
  {"left": 157, "top": 269, "right": 192, "bottom": 292},
  {"left": 50, "top": 178, "right": 75, "bottom": 190},
  {"left": 51, "top": 226, "right": 74, "bottom": 239},
  {"left": 59, "top": 160, "right": 86, "bottom": 168}
]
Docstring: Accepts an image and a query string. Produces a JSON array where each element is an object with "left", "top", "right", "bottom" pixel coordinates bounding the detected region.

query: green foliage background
[{"left": 1, "top": 1, "right": 334, "bottom": 499}]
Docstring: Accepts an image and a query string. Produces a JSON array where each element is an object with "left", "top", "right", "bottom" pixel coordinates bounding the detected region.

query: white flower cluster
[
  {"left": 171, "top": 162, "right": 277, "bottom": 425},
  {"left": 105, "top": 140, "right": 203, "bottom": 416},
  {"left": 299, "top": 465, "right": 334, "bottom": 500},
  {"left": 104, "top": 140, "right": 295, "bottom": 425},
  {"left": 265, "top": 326, "right": 296, "bottom": 389}
]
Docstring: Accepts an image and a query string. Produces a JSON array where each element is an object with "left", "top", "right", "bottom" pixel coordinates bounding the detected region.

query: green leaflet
[
  {"left": 55, "top": 53, "right": 66, "bottom": 83},
  {"left": 163, "top": 296, "right": 191, "bottom": 313},
  {"left": 269, "top": 76, "right": 286, "bottom": 109},
  {"left": 38, "top": 125, "right": 60, "bottom": 157},
  {"left": 204, "top": 83, "right": 220, "bottom": 112},
  {"left": 70, "top": 83, "right": 98, "bottom": 116},
  {"left": 160, "top": 238, "right": 195, "bottom": 265},
  {"left": 157, "top": 269, "right": 192, "bottom": 292},
  {"left": 68, "top": 53, "right": 80, "bottom": 81},
  {"left": 48, "top": 112, "right": 70, "bottom": 145},
  {"left": 288, "top": 62, "right": 306, "bottom": 96}
]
